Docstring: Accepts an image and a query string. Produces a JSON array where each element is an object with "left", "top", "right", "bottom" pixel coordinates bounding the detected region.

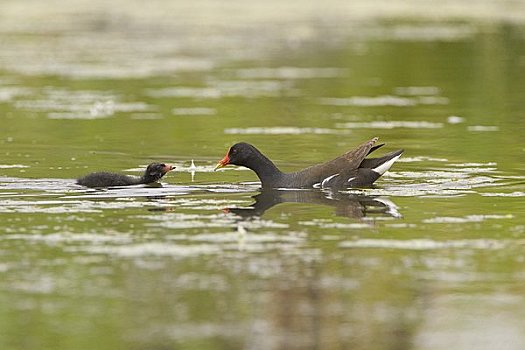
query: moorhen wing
[
  {"left": 215, "top": 137, "right": 403, "bottom": 189},
  {"left": 77, "top": 163, "right": 174, "bottom": 188}
]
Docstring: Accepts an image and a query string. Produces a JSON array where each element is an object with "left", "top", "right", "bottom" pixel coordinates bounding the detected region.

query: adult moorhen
[
  {"left": 77, "top": 163, "right": 174, "bottom": 188},
  {"left": 214, "top": 137, "right": 403, "bottom": 189}
]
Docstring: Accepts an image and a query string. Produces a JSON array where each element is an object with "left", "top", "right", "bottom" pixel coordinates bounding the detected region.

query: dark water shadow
[{"left": 225, "top": 189, "right": 401, "bottom": 220}]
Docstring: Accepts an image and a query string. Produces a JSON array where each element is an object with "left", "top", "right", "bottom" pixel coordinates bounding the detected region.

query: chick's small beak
[
  {"left": 214, "top": 154, "right": 230, "bottom": 171},
  {"left": 163, "top": 164, "right": 175, "bottom": 173}
]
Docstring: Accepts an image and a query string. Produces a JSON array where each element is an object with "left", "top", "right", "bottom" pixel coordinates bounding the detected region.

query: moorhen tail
[
  {"left": 214, "top": 137, "right": 403, "bottom": 189},
  {"left": 77, "top": 163, "right": 174, "bottom": 188}
]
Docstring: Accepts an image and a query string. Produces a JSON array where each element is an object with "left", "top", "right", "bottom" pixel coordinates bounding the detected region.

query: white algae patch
[
  {"left": 481, "top": 192, "right": 525, "bottom": 197},
  {"left": 320, "top": 95, "right": 448, "bottom": 107},
  {"left": 142, "top": 212, "right": 288, "bottom": 230},
  {"left": 393, "top": 86, "right": 441, "bottom": 95},
  {"left": 336, "top": 121, "right": 444, "bottom": 129},
  {"left": 321, "top": 95, "right": 417, "bottom": 107},
  {"left": 0, "top": 164, "right": 30, "bottom": 169},
  {"left": 208, "top": 80, "right": 293, "bottom": 97},
  {"left": 224, "top": 127, "right": 351, "bottom": 135},
  {"left": 397, "top": 156, "right": 449, "bottom": 163},
  {"left": 235, "top": 67, "right": 347, "bottom": 79},
  {"left": 340, "top": 239, "right": 512, "bottom": 250},
  {"left": 172, "top": 107, "right": 217, "bottom": 116},
  {"left": 77, "top": 243, "right": 222, "bottom": 258},
  {"left": 354, "top": 159, "right": 505, "bottom": 197},
  {"left": 450, "top": 162, "right": 498, "bottom": 167},
  {"left": 13, "top": 88, "right": 155, "bottom": 119},
  {"left": 467, "top": 125, "right": 499, "bottom": 132},
  {"left": 2, "top": 232, "right": 132, "bottom": 244},
  {"left": 300, "top": 219, "right": 373, "bottom": 229},
  {"left": 145, "top": 87, "right": 221, "bottom": 99},
  {"left": 423, "top": 214, "right": 514, "bottom": 224},
  {"left": 180, "top": 232, "right": 302, "bottom": 243},
  {"left": 447, "top": 115, "right": 465, "bottom": 124},
  {"left": 146, "top": 80, "right": 293, "bottom": 99},
  {"left": 372, "top": 24, "right": 477, "bottom": 41},
  {"left": 0, "top": 86, "right": 32, "bottom": 102}
]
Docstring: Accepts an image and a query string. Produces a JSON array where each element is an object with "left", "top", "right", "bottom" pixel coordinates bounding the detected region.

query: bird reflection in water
[{"left": 224, "top": 189, "right": 401, "bottom": 219}]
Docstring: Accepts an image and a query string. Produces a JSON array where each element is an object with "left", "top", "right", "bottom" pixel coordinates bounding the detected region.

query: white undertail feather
[
  {"left": 372, "top": 154, "right": 401, "bottom": 176},
  {"left": 321, "top": 173, "right": 339, "bottom": 188}
]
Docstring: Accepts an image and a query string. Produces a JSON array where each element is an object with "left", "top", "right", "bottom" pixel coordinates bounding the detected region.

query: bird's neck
[
  {"left": 137, "top": 174, "right": 152, "bottom": 185},
  {"left": 244, "top": 150, "right": 284, "bottom": 187}
]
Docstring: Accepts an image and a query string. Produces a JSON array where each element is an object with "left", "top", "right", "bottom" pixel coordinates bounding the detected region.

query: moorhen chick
[
  {"left": 77, "top": 163, "right": 174, "bottom": 188},
  {"left": 214, "top": 137, "right": 403, "bottom": 189}
]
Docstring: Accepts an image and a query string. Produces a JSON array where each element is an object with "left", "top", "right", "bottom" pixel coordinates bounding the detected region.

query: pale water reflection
[{"left": 225, "top": 189, "right": 401, "bottom": 219}]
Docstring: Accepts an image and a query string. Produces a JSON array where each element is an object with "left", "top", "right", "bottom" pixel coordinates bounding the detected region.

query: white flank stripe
[
  {"left": 321, "top": 173, "right": 339, "bottom": 188},
  {"left": 372, "top": 154, "right": 401, "bottom": 175},
  {"left": 347, "top": 177, "right": 356, "bottom": 183}
]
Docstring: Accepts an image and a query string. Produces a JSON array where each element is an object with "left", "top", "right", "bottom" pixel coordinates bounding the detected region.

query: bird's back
[
  {"left": 281, "top": 138, "right": 379, "bottom": 188},
  {"left": 77, "top": 172, "right": 139, "bottom": 188}
]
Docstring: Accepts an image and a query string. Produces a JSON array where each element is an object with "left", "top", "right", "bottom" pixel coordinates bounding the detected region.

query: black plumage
[{"left": 77, "top": 163, "right": 174, "bottom": 188}]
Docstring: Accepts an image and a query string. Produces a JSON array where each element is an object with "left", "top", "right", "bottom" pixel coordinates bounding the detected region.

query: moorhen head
[
  {"left": 141, "top": 163, "right": 175, "bottom": 183},
  {"left": 216, "top": 143, "right": 277, "bottom": 169},
  {"left": 215, "top": 142, "right": 284, "bottom": 187},
  {"left": 215, "top": 137, "right": 403, "bottom": 189}
]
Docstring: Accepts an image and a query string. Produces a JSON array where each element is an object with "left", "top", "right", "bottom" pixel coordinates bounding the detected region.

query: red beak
[{"left": 214, "top": 149, "right": 230, "bottom": 171}]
